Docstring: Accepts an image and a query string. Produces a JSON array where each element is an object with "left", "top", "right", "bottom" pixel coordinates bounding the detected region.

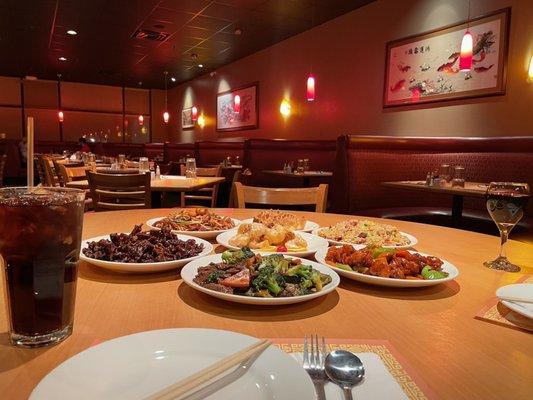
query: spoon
[{"left": 324, "top": 350, "right": 365, "bottom": 400}]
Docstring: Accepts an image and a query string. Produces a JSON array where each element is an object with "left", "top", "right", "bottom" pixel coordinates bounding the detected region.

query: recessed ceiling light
[
  {"left": 171, "top": 77, "right": 176, "bottom": 82},
  {"left": 198, "top": 64, "right": 204, "bottom": 68},
  {"left": 67, "top": 29, "right": 77, "bottom": 35},
  {"left": 58, "top": 56, "right": 67, "bottom": 61}
]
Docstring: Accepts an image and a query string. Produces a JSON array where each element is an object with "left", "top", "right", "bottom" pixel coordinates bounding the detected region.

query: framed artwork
[
  {"left": 182, "top": 108, "right": 194, "bottom": 129},
  {"left": 216, "top": 83, "right": 258, "bottom": 131},
  {"left": 383, "top": 8, "right": 510, "bottom": 107}
]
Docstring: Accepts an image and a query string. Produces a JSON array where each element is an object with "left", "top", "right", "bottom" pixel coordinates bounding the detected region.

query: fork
[{"left": 303, "top": 335, "right": 328, "bottom": 400}]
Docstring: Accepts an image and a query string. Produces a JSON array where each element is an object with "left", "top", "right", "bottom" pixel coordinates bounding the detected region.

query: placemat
[
  {"left": 475, "top": 275, "right": 533, "bottom": 332},
  {"left": 271, "top": 338, "right": 434, "bottom": 400}
]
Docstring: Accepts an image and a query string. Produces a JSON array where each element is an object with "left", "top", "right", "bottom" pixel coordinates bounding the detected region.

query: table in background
[
  {"left": 1, "top": 208, "right": 532, "bottom": 399},
  {"left": 382, "top": 180, "right": 488, "bottom": 224},
  {"left": 262, "top": 170, "right": 333, "bottom": 187},
  {"left": 66, "top": 176, "right": 225, "bottom": 207}
]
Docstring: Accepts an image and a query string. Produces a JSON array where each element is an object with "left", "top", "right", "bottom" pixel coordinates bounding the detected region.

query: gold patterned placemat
[
  {"left": 271, "top": 338, "right": 434, "bottom": 400},
  {"left": 475, "top": 275, "right": 533, "bottom": 332}
]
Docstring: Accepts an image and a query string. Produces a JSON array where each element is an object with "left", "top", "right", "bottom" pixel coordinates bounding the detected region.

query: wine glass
[{"left": 484, "top": 182, "right": 530, "bottom": 272}]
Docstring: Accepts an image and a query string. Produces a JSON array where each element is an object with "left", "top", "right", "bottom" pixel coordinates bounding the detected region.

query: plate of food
[
  {"left": 315, "top": 244, "right": 458, "bottom": 287},
  {"left": 30, "top": 328, "right": 315, "bottom": 400},
  {"left": 216, "top": 222, "right": 329, "bottom": 257},
  {"left": 80, "top": 225, "right": 213, "bottom": 273},
  {"left": 241, "top": 209, "right": 319, "bottom": 232},
  {"left": 181, "top": 248, "right": 340, "bottom": 305},
  {"left": 312, "top": 219, "right": 417, "bottom": 249},
  {"left": 146, "top": 208, "right": 240, "bottom": 239}
]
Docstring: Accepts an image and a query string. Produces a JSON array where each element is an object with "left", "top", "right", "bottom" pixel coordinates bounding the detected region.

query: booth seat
[
  {"left": 163, "top": 142, "right": 195, "bottom": 163},
  {"left": 36, "top": 141, "right": 80, "bottom": 155},
  {"left": 195, "top": 141, "right": 244, "bottom": 167},
  {"left": 89, "top": 143, "right": 145, "bottom": 158},
  {"left": 242, "top": 139, "right": 337, "bottom": 187},
  {"left": 331, "top": 135, "right": 533, "bottom": 243},
  {"left": 144, "top": 143, "right": 164, "bottom": 160}
]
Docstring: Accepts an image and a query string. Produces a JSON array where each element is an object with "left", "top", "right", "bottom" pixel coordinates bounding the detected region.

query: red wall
[{"left": 168, "top": 0, "right": 533, "bottom": 142}]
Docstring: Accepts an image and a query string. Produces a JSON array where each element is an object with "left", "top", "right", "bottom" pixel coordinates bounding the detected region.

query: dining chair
[
  {"left": 0, "top": 154, "right": 6, "bottom": 187},
  {"left": 233, "top": 182, "right": 328, "bottom": 212},
  {"left": 227, "top": 169, "right": 252, "bottom": 207},
  {"left": 87, "top": 171, "right": 151, "bottom": 211},
  {"left": 58, "top": 164, "right": 93, "bottom": 211},
  {"left": 37, "top": 155, "right": 61, "bottom": 187},
  {"left": 53, "top": 159, "right": 84, "bottom": 186},
  {"left": 179, "top": 165, "right": 222, "bottom": 208}
]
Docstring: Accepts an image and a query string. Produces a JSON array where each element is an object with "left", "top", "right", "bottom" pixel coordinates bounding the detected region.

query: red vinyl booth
[
  {"left": 195, "top": 141, "right": 244, "bottom": 167},
  {"left": 242, "top": 139, "right": 337, "bottom": 187},
  {"left": 331, "top": 135, "right": 533, "bottom": 243}
]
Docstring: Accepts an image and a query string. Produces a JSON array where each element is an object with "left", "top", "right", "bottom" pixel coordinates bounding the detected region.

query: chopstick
[
  {"left": 145, "top": 339, "right": 271, "bottom": 400},
  {"left": 499, "top": 296, "right": 533, "bottom": 304}
]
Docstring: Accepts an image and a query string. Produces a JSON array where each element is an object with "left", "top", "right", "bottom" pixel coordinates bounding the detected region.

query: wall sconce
[
  {"left": 197, "top": 114, "right": 206, "bottom": 128},
  {"left": 279, "top": 99, "right": 291, "bottom": 117},
  {"left": 528, "top": 55, "right": 533, "bottom": 82}
]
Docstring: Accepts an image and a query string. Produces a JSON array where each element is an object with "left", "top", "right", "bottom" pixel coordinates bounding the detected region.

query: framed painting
[
  {"left": 383, "top": 8, "right": 510, "bottom": 107},
  {"left": 182, "top": 107, "right": 194, "bottom": 129},
  {"left": 216, "top": 83, "right": 258, "bottom": 131}
]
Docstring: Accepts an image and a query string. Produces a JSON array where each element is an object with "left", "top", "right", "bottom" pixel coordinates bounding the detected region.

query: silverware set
[{"left": 303, "top": 335, "right": 365, "bottom": 400}]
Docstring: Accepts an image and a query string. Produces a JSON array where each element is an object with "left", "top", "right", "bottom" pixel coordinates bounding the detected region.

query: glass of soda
[{"left": 0, "top": 187, "right": 85, "bottom": 347}]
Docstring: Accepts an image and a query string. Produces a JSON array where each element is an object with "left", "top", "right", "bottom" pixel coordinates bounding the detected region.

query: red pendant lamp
[
  {"left": 233, "top": 95, "right": 241, "bottom": 113},
  {"left": 459, "top": 0, "right": 473, "bottom": 72},
  {"left": 58, "top": 111, "right": 64, "bottom": 122},
  {"left": 163, "top": 71, "right": 170, "bottom": 124},
  {"left": 306, "top": 74, "right": 316, "bottom": 102},
  {"left": 138, "top": 115, "right": 144, "bottom": 126},
  {"left": 192, "top": 106, "right": 198, "bottom": 122}
]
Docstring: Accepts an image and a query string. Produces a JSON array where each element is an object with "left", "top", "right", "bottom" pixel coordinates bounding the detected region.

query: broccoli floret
[
  {"left": 252, "top": 265, "right": 285, "bottom": 296},
  {"left": 221, "top": 247, "right": 254, "bottom": 264},
  {"left": 286, "top": 264, "right": 312, "bottom": 280},
  {"left": 257, "top": 254, "right": 288, "bottom": 273},
  {"left": 206, "top": 270, "right": 222, "bottom": 283}
]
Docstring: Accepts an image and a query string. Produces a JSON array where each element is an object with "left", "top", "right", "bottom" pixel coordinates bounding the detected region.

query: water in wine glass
[
  {"left": 484, "top": 182, "right": 530, "bottom": 272},
  {"left": 486, "top": 191, "right": 529, "bottom": 231}
]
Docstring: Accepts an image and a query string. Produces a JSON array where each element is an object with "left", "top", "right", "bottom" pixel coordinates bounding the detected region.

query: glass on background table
[
  {"left": 0, "top": 187, "right": 85, "bottom": 347},
  {"left": 484, "top": 182, "right": 530, "bottom": 272}
]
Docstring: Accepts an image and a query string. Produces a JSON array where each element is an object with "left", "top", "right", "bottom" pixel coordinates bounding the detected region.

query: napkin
[{"left": 290, "top": 352, "right": 408, "bottom": 400}]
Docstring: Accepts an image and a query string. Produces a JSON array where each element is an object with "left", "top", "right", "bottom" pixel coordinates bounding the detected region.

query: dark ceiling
[{"left": 0, "top": 0, "right": 374, "bottom": 88}]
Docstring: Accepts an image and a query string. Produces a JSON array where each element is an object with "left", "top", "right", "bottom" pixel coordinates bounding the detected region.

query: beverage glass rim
[{"left": 0, "top": 186, "right": 85, "bottom": 202}]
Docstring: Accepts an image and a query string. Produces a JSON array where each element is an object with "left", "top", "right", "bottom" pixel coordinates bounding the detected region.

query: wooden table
[
  {"left": 382, "top": 180, "right": 488, "bottom": 224},
  {"left": 1, "top": 209, "right": 532, "bottom": 399},
  {"left": 67, "top": 176, "right": 225, "bottom": 207},
  {"left": 262, "top": 170, "right": 333, "bottom": 187}
]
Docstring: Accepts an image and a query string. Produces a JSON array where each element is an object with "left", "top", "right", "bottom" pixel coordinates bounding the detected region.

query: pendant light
[
  {"left": 57, "top": 74, "right": 64, "bottom": 122},
  {"left": 191, "top": 106, "right": 198, "bottom": 122},
  {"left": 233, "top": 94, "right": 241, "bottom": 113},
  {"left": 306, "top": 2, "right": 317, "bottom": 102},
  {"left": 306, "top": 74, "right": 315, "bottom": 102},
  {"left": 138, "top": 115, "right": 144, "bottom": 126},
  {"left": 528, "top": 56, "right": 533, "bottom": 81},
  {"left": 163, "top": 71, "right": 169, "bottom": 123},
  {"left": 459, "top": 0, "right": 473, "bottom": 72}
]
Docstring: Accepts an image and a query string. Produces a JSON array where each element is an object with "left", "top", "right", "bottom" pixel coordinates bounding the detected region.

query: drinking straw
[{"left": 26, "top": 117, "right": 34, "bottom": 188}]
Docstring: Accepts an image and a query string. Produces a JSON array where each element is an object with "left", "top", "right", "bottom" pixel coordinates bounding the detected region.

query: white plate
[
  {"left": 30, "top": 328, "right": 315, "bottom": 400},
  {"left": 80, "top": 234, "right": 213, "bottom": 273},
  {"left": 216, "top": 229, "right": 329, "bottom": 257},
  {"left": 146, "top": 217, "right": 241, "bottom": 239},
  {"left": 241, "top": 218, "right": 319, "bottom": 232},
  {"left": 314, "top": 246, "right": 458, "bottom": 287},
  {"left": 181, "top": 253, "right": 340, "bottom": 305},
  {"left": 496, "top": 283, "right": 533, "bottom": 320},
  {"left": 311, "top": 227, "right": 418, "bottom": 249}
]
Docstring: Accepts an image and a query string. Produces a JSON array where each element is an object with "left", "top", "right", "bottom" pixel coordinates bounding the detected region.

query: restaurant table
[
  {"left": 66, "top": 176, "right": 225, "bottom": 207},
  {"left": 262, "top": 170, "right": 333, "bottom": 187},
  {"left": 382, "top": 180, "right": 488, "bottom": 225},
  {"left": 1, "top": 208, "right": 532, "bottom": 399}
]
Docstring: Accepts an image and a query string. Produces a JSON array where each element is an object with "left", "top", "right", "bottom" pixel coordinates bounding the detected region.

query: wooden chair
[
  {"left": 0, "top": 154, "right": 6, "bottom": 187},
  {"left": 179, "top": 165, "right": 222, "bottom": 208},
  {"left": 37, "top": 155, "right": 61, "bottom": 187},
  {"left": 233, "top": 182, "right": 328, "bottom": 212},
  {"left": 58, "top": 164, "right": 93, "bottom": 210},
  {"left": 53, "top": 159, "right": 84, "bottom": 186},
  {"left": 87, "top": 171, "right": 151, "bottom": 211},
  {"left": 228, "top": 169, "right": 252, "bottom": 207}
]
